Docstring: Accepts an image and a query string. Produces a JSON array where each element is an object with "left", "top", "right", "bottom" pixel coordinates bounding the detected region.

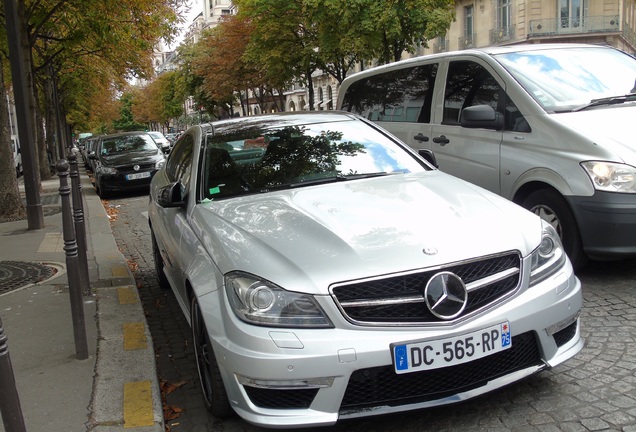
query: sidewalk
[{"left": 0, "top": 159, "right": 163, "bottom": 431}]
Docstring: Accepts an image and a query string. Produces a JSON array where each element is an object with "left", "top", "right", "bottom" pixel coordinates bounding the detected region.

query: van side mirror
[
  {"left": 418, "top": 149, "right": 438, "bottom": 168},
  {"left": 460, "top": 105, "right": 504, "bottom": 130}
]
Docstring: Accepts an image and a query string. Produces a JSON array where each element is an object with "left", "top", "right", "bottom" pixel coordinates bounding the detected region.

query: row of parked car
[
  {"left": 76, "top": 43, "right": 634, "bottom": 428},
  {"left": 79, "top": 130, "right": 170, "bottom": 198}
]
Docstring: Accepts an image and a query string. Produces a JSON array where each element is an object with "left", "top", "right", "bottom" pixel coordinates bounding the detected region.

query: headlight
[
  {"left": 529, "top": 220, "right": 567, "bottom": 286},
  {"left": 225, "top": 272, "right": 333, "bottom": 328},
  {"left": 155, "top": 159, "right": 165, "bottom": 169},
  {"left": 99, "top": 166, "right": 117, "bottom": 175},
  {"left": 581, "top": 161, "right": 636, "bottom": 193}
]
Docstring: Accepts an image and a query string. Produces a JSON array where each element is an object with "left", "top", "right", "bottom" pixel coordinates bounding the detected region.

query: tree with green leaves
[
  {"left": 113, "top": 92, "right": 146, "bottom": 132},
  {"left": 234, "top": 0, "right": 320, "bottom": 110}
]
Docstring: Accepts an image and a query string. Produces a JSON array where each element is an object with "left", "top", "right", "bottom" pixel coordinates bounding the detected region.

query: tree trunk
[{"left": 0, "top": 60, "right": 27, "bottom": 221}]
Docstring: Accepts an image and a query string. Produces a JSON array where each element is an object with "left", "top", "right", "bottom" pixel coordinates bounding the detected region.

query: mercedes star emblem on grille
[
  {"left": 133, "top": 165, "right": 140, "bottom": 171},
  {"left": 424, "top": 271, "right": 468, "bottom": 319}
]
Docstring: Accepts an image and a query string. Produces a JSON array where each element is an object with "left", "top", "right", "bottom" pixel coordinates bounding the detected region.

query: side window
[
  {"left": 165, "top": 134, "right": 194, "bottom": 189},
  {"left": 341, "top": 63, "right": 438, "bottom": 124},
  {"left": 444, "top": 60, "right": 530, "bottom": 132}
]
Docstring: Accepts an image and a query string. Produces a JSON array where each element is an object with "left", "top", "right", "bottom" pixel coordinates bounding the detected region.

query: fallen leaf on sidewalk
[{"left": 127, "top": 258, "right": 138, "bottom": 272}]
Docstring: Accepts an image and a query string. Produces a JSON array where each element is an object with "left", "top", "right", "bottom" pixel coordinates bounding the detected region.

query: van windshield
[{"left": 494, "top": 46, "right": 636, "bottom": 112}]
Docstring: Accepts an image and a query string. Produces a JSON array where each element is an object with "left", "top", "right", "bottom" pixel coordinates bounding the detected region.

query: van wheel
[
  {"left": 191, "top": 297, "right": 232, "bottom": 418},
  {"left": 521, "top": 189, "right": 588, "bottom": 271}
]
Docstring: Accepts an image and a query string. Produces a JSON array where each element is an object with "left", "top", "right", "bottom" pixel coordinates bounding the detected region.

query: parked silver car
[
  {"left": 148, "top": 131, "right": 171, "bottom": 154},
  {"left": 148, "top": 112, "right": 582, "bottom": 428}
]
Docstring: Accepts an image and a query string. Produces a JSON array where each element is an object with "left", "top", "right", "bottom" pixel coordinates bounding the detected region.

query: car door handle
[
  {"left": 432, "top": 135, "right": 450, "bottom": 146},
  {"left": 414, "top": 133, "right": 429, "bottom": 142}
]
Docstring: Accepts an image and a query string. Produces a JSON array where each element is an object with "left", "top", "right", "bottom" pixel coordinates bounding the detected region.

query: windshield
[
  {"left": 149, "top": 132, "right": 166, "bottom": 140},
  {"left": 495, "top": 46, "right": 636, "bottom": 112},
  {"left": 100, "top": 134, "right": 159, "bottom": 155},
  {"left": 202, "top": 119, "right": 427, "bottom": 200}
]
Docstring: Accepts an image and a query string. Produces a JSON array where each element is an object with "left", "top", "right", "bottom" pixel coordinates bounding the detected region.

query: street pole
[
  {"left": 68, "top": 153, "right": 90, "bottom": 296},
  {"left": 0, "top": 315, "right": 27, "bottom": 432},
  {"left": 56, "top": 159, "right": 89, "bottom": 360},
  {"left": 3, "top": 0, "right": 44, "bottom": 230}
]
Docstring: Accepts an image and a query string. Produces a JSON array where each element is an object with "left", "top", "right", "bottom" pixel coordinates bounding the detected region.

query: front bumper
[
  {"left": 97, "top": 170, "right": 157, "bottom": 193},
  {"left": 199, "top": 257, "right": 583, "bottom": 428},
  {"left": 567, "top": 191, "right": 636, "bottom": 260}
]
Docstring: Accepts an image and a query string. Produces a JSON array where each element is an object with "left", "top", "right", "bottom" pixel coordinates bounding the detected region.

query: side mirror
[
  {"left": 460, "top": 105, "right": 504, "bottom": 130},
  {"left": 156, "top": 182, "right": 186, "bottom": 208},
  {"left": 418, "top": 149, "right": 438, "bottom": 168}
]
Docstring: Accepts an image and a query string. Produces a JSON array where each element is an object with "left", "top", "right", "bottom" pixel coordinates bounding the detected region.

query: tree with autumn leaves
[
  {"left": 0, "top": 0, "right": 186, "bottom": 220},
  {"left": 178, "top": 0, "right": 455, "bottom": 117}
]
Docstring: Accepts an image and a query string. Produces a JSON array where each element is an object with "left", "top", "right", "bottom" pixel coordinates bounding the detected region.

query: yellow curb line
[
  {"left": 123, "top": 322, "right": 148, "bottom": 350},
  {"left": 111, "top": 264, "right": 129, "bottom": 277},
  {"left": 123, "top": 380, "right": 154, "bottom": 428},
  {"left": 118, "top": 286, "right": 138, "bottom": 304}
]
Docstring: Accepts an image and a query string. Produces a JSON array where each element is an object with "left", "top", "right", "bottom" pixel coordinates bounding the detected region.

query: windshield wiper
[
  {"left": 256, "top": 172, "right": 391, "bottom": 192},
  {"left": 573, "top": 94, "right": 636, "bottom": 112},
  {"left": 288, "top": 172, "right": 392, "bottom": 188}
]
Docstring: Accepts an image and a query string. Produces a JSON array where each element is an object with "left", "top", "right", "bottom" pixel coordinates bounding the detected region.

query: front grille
[
  {"left": 553, "top": 320, "right": 577, "bottom": 347},
  {"left": 340, "top": 331, "right": 542, "bottom": 411},
  {"left": 331, "top": 252, "right": 521, "bottom": 325},
  {"left": 243, "top": 386, "right": 319, "bottom": 409}
]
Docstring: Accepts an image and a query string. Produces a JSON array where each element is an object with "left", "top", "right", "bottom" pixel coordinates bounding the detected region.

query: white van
[{"left": 337, "top": 43, "right": 636, "bottom": 270}]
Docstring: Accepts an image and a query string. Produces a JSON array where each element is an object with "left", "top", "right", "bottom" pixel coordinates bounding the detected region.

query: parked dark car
[
  {"left": 90, "top": 131, "right": 165, "bottom": 198},
  {"left": 82, "top": 136, "right": 100, "bottom": 170}
]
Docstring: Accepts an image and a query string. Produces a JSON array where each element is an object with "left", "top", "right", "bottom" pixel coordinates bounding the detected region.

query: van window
[
  {"left": 341, "top": 64, "right": 438, "bottom": 123},
  {"left": 444, "top": 60, "right": 530, "bottom": 132}
]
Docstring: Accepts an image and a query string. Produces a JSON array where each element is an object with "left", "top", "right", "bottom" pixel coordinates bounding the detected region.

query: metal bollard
[
  {"left": 56, "top": 159, "right": 89, "bottom": 360},
  {"left": 68, "top": 153, "right": 90, "bottom": 296},
  {"left": 0, "top": 315, "right": 27, "bottom": 432}
]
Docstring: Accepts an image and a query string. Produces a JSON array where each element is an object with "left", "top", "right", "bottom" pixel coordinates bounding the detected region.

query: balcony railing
[
  {"left": 458, "top": 33, "right": 475, "bottom": 50},
  {"left": 529, "top": 15, "right": 620, "bottom": 36},
  {"left": 489, "top": 25, "right": 516, "bottom": 44},
  {"left": 624, "top": 23, "right": 636, "bottom": 48},
  {"left": 433, "top": 39, "right": 449, "bottom": 53}
]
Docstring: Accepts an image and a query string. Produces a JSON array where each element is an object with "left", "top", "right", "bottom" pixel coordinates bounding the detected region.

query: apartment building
[{"left": 426, "top": 0, "right": 636, "bottom": 55}]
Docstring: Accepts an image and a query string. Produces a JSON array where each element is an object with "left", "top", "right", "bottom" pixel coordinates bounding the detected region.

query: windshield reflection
[
  {"left": 495, "top": 47, "right": 636, "bottom": 112},
  {"left": 202, "top": 121, "right": 426, "bottom": 200}
]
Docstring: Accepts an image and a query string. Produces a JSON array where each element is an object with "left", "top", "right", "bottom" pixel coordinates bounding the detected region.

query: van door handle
[
  {"left": 432, "top": 135, "right": 450, "bottom": 146},
  {"left": 414, "top": 133, "right": 429, "bottom": 142}
]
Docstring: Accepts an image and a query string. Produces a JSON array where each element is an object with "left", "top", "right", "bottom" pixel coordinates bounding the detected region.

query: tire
[
  {"left": 95, "top": 181, "right": 109, "bottom": 199},
  {"left": 151, "top": 232, "right": 170, "bottom": 290},
  {"left": 521, "top": 188, "right": 588, "bottom": 271},
  {"left": 191, "top": 297, "right": 232, "bottom": 418}
]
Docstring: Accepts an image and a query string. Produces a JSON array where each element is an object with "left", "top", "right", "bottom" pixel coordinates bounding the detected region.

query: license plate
[
  {"left": 126, "top": 172, "right": 151, "bottom": 180},
  {"left": 392, "top": 321, "right": 511, "bottom": 374}
]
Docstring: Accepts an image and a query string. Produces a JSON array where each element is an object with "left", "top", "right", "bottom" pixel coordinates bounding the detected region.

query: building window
[
  {"left": 498, "top": 0, "right": 511, "bottom": 30},
  {"left": 560, "top": 0, "right": 586, "bottom": 28},
  {"left": 465, "top": 5, "right": 474, "bottom": 37}
]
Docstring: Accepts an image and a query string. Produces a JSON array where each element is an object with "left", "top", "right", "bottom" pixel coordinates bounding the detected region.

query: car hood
[
  {"left": 102, "top": 150, "right": 162, "bottom": 166},
  {"left": 554, "top": 104, "right": 636, "bottom": 161},
  {"left": 192, "top": 172, "right": 541, "bottom": 294}
]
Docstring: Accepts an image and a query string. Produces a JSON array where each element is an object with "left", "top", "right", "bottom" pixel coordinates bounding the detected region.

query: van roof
[{"left": 343, "top": 43, "right": 616, "bottom": 80}]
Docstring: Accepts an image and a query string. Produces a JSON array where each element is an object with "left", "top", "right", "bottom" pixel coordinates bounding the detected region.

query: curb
[{"left": 81, "top": 171, "right": 164, "bottom": 431}]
